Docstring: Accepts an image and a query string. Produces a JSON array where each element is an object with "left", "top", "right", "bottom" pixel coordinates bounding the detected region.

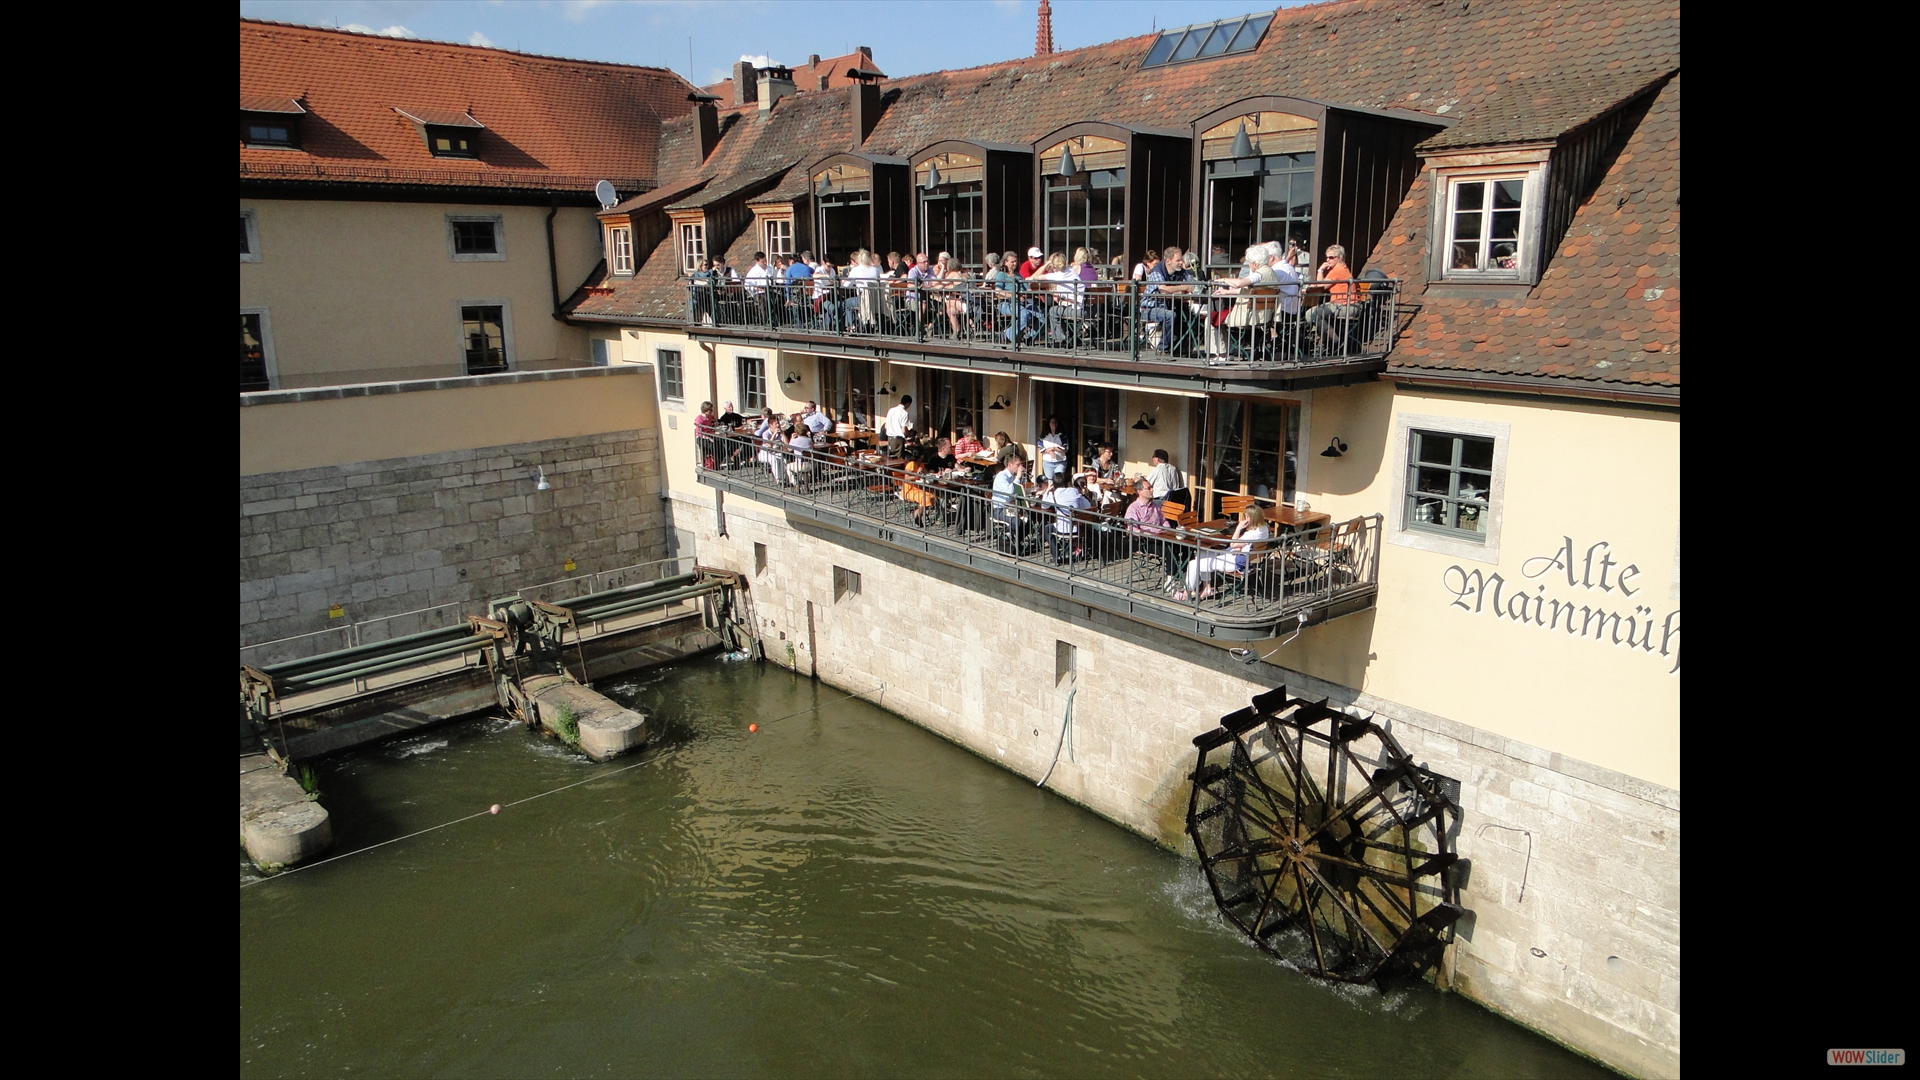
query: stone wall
[
  {"left": 684, "top": 489, "right": 1679, "bottom": 1079},
  {"left": 240, "top": 430, "right": 666, "bottom": 649}
]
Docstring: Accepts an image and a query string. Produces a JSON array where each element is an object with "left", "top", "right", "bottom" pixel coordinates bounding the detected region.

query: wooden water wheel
[{"left": 1186, "top": 686, "right": 1465, "bottom": 983}]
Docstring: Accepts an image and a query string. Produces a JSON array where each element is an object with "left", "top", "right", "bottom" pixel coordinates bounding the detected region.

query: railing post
[{"left": 1128, "top": 285, "right": 1139, "bottom": 363}]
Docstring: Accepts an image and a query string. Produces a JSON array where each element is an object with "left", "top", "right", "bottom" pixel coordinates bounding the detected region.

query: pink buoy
[{"left": 489, "top": 804, "right": 501, "bottom": 815}]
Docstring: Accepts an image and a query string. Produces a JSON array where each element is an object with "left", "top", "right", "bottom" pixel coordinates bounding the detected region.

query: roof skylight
[{"left": 1141, "top": 12, "right": 1271, "bottom": 68}]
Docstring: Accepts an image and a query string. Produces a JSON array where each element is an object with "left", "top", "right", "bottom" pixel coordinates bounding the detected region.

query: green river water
[{"left": 239, "top": 657, "right": 1615, "bottom": 1078}]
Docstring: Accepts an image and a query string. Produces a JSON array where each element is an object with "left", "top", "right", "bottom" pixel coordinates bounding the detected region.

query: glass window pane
[
  {"left": 1458, "top": 436, "right": 1494, "bottom": 471},
  {"left": 240, "top": 216, "right": 252, "bottom": 254},
  {"left": 1143, "top": 32, "right": 1179, "bottom": 66},
  {"left": 1493, "top": 179, "right": 1524, "bottom": 209},
  {"left": 1409, "top": 496, "right": 1445, "bottom": 527},
  {"left": 1288, "top": 171, "right": 1313, "bottom": 222},
  {"left": 1234, "top": 15, "right": 1272, "bottom": 51},
  {"left": 1490, "top": 209, "right": 1521, "bottom": 242},
  {"left": 1452, "top": 210, "right": 1482, "bottom": 241},
  {"left": 1197, "top": 23, "right": 1236, "bottom": 57},
  {"left": 1415, "top": 433, "right": 1453, "bottom": 465},
  {"left": 1454, "top": 181, "right": 1484, "bottom": 212},
  {"left": 1260, "top": 172, "right": 1289, "bottom": 224},
  {"left": 1415, "top": 467, "right": 1454, "bottom": 496},
  {"left": 1169, "top": 29, "right": 1205, "bottom": 62}
]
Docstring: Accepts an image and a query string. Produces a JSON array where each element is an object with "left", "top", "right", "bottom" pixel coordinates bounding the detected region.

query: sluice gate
[{"left": 240, "top": 560, "right": 751, "bottom": 767}]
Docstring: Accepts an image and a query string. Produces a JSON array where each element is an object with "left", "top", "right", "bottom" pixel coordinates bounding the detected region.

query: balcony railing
[
  {"left": 684, "top": 274, "right": 1397, "bottom": 368},
  {"left": 695, "top": 429, "right": 1380, "bottom": 640}
]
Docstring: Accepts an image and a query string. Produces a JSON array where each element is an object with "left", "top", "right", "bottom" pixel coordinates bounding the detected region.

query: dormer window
[
  {"left": 394, "top": 107, "right": 485, "bottom": 159},
  {"left": 239, "top": 96, "right": 305, "bottom": 149},
  {"left": 1426, "top": 156, "right": 1548, "bottom": 284},
  {"left": 1141, "top": 13, "right": 1270, "bottom": 68}
]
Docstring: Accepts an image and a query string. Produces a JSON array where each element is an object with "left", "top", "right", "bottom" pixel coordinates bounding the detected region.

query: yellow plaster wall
[
  {"left": 240, "top": 373, "right": 660, "bottom": 475},
  {"left": 241, "top": 199, "right": 602, "bottom": 388},
  {"left": 1286, "top": 382, "right": 1680, "bottom": 788}
]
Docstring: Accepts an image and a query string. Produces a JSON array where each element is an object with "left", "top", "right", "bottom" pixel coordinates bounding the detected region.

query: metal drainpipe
[{"left": 545, "top": 194, "right": 563, "bottom": 319}]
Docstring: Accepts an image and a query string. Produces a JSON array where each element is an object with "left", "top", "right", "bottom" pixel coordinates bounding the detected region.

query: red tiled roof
[
  {"left": 239, "top": 19, "right": 698, "bottom": 195},
  {"left": 700, "top": 50, "right": 883, "bottom": 108},
  {"left": 568, "top": 0, "right": 1679, "bottom": 392}
]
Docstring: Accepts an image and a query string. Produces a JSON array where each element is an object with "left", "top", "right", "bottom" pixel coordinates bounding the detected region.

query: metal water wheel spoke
[{"left": 1186, "top": 686, "right": 1462, "bottom": 984}]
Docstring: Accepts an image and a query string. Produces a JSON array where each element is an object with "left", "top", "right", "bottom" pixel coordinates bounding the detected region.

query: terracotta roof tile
[
  {"left": 239, "top": 19, "right": 697, "bottom": 195},
  {"left": 566, "top": 0, "right": 1678, "bottom": 393}
]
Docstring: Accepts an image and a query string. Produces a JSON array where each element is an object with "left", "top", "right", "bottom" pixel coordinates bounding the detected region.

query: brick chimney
[
  {"left": 689, "top": 93, "right": 721, "bottom": 161},
  {"left": 1035, "top": 0, "right": 1054, "bottom": 56},
  {"left": 757, "top": 64, "right": 795, "bottom": 112},
  {"left": 848, "top": 67, "right": 884, "bottom": 149},
  {"left": 732, "top": 60, "right": 758, "bottom": 107}
]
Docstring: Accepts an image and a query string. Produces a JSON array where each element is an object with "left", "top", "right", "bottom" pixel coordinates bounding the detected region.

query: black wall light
[
  {"left": 782, "top": 371, "right": 801, "bottom": 385},
  {"left": 1320, "top": 438, "right": 1347, "bottom": 458},
  {"left": 988, "top": 394, "right": 1009, "bottom": 410},
  {"left": 1131, "top": 412, "right": 1157, "bottom": 430}
]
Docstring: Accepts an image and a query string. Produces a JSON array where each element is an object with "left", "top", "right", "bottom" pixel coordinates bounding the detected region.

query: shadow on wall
[{"left": 1310, "top": 381, "right": 1394, "bottom": 497}]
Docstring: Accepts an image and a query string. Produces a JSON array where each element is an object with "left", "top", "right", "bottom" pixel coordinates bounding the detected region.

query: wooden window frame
[
  {"left": 1386, "top": 411, "right": 1510, "bottom": 565},
  {"left": 1191, "top": 395, "right": 1304, "bottom": 519},
  {"left": 1425, "top": 154, "right": 1549, "bottom": 286},
  {"left": 609, "top": 225, "right": 634, "bottom": 275},
  {"left": 656, "top": 347, "right": 685, "bottom": 403},
  {"left": 240, "top": 209, "right": 261, "bottom": 263},
  {"left": 456, "top": 300, "right": 513, "bottom": 375},
  {"left": 448, "top": 214, "right": 505, "bottom": 262},
  {"left": 679, "top": 221, "right": 706, "bottom": 276},
  {"left": 737, "top": 354, "right": 767, "bottom": 412}
]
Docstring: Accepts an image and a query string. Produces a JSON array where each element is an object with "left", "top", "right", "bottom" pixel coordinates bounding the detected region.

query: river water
[{"left": 240, "top": 658, "right": 1614, "bottom": 1078}]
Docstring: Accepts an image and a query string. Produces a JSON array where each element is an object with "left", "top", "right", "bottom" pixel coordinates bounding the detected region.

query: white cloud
[
  {"left": 468, "top": 30, "right": 496, "bottom": 47},
  {"left": 738, "top": 53, "right": 774, "bottom": 66},
  {"left": 341, "top": 22, "right": 417, "bottom": 38},
  {"left": 560, "top": 0, "right": 610, "bottom": 22}
]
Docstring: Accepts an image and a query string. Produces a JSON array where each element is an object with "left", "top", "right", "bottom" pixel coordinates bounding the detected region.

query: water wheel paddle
[{"left": 1186, "top": 687, "right": 1465, "bottom": 983}]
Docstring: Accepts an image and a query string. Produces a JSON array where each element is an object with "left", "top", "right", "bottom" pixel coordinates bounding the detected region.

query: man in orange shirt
[{"left": 1308, "top": 244, "right": 1363, "bottom": 354}]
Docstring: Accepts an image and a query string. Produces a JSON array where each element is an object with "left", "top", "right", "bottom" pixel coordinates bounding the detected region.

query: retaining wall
[{"left": 685, "top": 489, "right": 1679, "bottom": 1079}]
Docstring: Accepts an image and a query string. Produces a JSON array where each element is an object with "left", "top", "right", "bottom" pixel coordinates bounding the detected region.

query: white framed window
[
  {"left": 1428, "top": 161, "right": 1546, "bottom": 283},
  {"left": 1386, "top": 412, "right": 1510, "bottom": 565},
  {"left": 762, "top": 218, "right": 793, "bottom": 260},
  {"left": 737, "top": 354, "right": 766, "bottom": 411},
  {"left": 679, "top": 222, "right": 706, "bottom": 275},
  {"left": 657, "top": 347, "right": 685, "bottom": 403},
  {"left": 448, "top": 214, "right": 506, "bottom": 261},
  {"left": 240, "top": 209, "right": 262, "bottom": 263},
  {"left": 240, "top": 307, "right": 277, "bottom": 392},
  {"left": 609, "top": 224, "right": 634, "bottom": 274},
  {"left": 455, "top": 299, "right": 514, "bottom": 375}
]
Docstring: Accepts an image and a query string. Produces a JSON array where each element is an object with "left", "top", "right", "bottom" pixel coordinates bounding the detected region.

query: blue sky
[{"left": 238, "top": 1, "right": 1311, "bottom": 86}]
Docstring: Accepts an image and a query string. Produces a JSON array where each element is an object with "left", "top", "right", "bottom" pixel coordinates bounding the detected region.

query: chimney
[
  {"left": 733, "top": 60, "right": 758, "bottom": 107},
  {"left": 858, "top": 45, "right": 872, "bottom": 60},
  {"left": 757, "top": 65, "right": 795, "bottom": 112},
  {"left": 688, "top": 93, "right": 721, "bottom": 161},
  {"left": 848, "top": 69, "right": 884, "bottom": 149},
  {"left": 809, "top": 54, "right": 821, "bottom": 66},
  {"left": 1035, "top": 0, "right": 1054, "bottom": 56}
]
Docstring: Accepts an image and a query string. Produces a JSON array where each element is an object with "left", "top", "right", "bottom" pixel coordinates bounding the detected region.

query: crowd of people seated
[{"left": 691, "top": 241, "right": 1388, "bottom": 364}]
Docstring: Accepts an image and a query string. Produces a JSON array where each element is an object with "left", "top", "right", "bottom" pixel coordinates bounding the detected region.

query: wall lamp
[
  {"left": 874, "top": 381, "right": 897, "bottom": 396},
  {"left": 923, "top": 158, "right": 942, "bottom": 191},
  {"left": 782, "top": 370, "right": 802, "bottom": 385},
  {"left": 1131, "top": 412, "right": 1157, "bottom": 430},
  {"left": 1229, "top": 120, "right": 1255, "bottom": 159},
  {"left": 534, "top": 465, "right": 552, "bottom": 491},
  {"left": 1320, "top": 437, "right": 1348, "bottom": 458},
  {"left": 988, "top": 394, "right": 1009, "bottom": 410}
]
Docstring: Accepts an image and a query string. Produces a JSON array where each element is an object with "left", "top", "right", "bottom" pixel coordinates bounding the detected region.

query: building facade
[
  {"left": 239, "top": 20, "right": 698, "bottom": 389},
  {"left": 241, "top": 4, "right": 1679, "bottom": 1075},
  {"left": 566, "top": 4, "right": 1679, "bottom": 1074}
]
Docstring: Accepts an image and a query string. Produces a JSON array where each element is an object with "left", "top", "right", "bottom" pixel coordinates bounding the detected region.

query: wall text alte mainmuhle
[{"left": 1442, "top": 537, "right": 1678, "bottom": 674}]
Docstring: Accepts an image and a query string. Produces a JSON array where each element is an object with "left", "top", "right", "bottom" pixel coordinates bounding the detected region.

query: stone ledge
[{"left": 240, "top": 365, "right": 639, "bottom": 407}]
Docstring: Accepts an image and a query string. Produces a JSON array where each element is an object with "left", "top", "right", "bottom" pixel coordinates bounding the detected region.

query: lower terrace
[
  {"left": 695, "top": 429, "right": 1379, "bottom": 642},
  {"left": 685, "top": 277, "right": 1398, "bottom": 394}
]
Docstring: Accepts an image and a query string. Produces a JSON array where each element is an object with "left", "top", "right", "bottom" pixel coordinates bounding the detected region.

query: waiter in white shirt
[
  {"left": 883, "top": 394, "right": 914, "bottom": 458},
  {"left": 803, "top": 401, "right": 833, "bottom": 436}
]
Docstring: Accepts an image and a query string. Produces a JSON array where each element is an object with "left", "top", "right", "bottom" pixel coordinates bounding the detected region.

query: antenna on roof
[{"left": 594, "top": 180, "right": 618, "bottom": 210}]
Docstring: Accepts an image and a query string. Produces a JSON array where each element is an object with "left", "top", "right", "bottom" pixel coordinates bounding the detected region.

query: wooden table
[{"left": 1268, "top": 506, "right": 1333, "bottom": 534}]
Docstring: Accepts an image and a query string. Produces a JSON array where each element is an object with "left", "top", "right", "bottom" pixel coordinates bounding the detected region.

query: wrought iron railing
[
  {"left": 684, "top": 274, "right": 1398, "bottom": 366},
  {"left": 696, "top": 429, "right": 1380, "bottom": 632}
]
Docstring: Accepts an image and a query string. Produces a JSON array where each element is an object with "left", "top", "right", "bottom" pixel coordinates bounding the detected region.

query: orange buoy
[{"left": 749, "top": 724, "right": 760, "bottom": 733}]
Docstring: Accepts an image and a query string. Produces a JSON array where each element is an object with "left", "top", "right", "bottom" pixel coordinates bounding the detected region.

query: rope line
[{"left": 240, "top": 680, "right": 888, "bottom": 889}]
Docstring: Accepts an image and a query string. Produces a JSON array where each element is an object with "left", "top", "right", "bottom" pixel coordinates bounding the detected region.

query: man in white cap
[{"left": 1018, "top": 247, "right": 1044, "bottom": 279}]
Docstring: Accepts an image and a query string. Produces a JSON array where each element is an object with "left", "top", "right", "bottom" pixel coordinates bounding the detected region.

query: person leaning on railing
[{"left": 1143, "top": 247, "right": 1197, "bottom": 355}]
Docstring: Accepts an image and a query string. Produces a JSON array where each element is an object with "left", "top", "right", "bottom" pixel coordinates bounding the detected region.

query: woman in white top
[
  {"left": 1176, "top": 504, "right": 1271, "bottom": 601},
  {"left": 1039, "top": 253, "right": 1082, "bottom": 343},
  {"left": 1047, "top": 475, "right": 1093, "bottom": 563},
  {"left": 844, "top": 249, "right": 883, "bottom": 329}
]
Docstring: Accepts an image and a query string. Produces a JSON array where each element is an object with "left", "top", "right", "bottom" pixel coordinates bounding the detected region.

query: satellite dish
[{"left": 594, "top": 180, "right": 617, "bottom": 210}]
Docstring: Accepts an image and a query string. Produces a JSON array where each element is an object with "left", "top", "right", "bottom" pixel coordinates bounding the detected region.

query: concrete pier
[
  {"left": 241, "top": 753, "right": 332, "bottom": 871},
  {"left": 523, "top": 674, "right": 649, "bottom": 760}
]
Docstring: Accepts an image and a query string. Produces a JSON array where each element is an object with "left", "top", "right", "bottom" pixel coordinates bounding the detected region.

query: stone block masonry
[
  {"left": 241, "top": 430, "right": 666, "bottom": 648},
  {"left": 679, "top": 491, "right": 1679, "bottom": 1079}
]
